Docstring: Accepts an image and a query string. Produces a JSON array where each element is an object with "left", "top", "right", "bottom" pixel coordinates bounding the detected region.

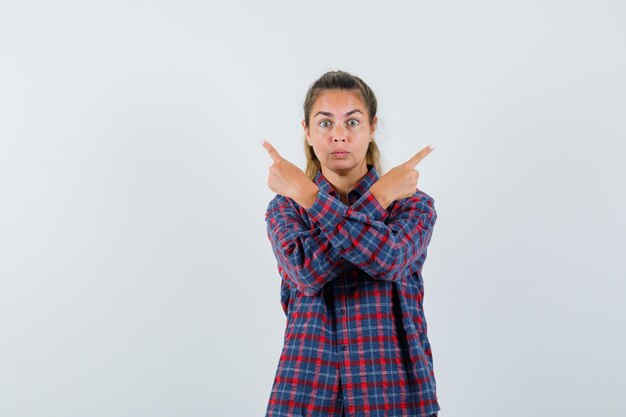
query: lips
[{"left": 331, "top": 150, "right": 349, "bottom": 154}]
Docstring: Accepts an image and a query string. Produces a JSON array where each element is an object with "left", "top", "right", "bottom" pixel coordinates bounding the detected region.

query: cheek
[{"left": 313, "top": 129, "right": 329, "bottom": 138}]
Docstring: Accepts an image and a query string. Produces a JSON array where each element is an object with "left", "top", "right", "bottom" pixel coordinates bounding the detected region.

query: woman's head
[{"left": 301, "top": 70, "right": 382, "bottom": 180}]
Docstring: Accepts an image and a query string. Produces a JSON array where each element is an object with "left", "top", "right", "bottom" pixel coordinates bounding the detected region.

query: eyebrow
[{"left": 314, "top": 109, "right": 364, "bottom": 118}]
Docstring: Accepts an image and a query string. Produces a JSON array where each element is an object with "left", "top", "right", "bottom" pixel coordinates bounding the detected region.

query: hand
[
  {"left": 370, "top": 145, "right": 434, "bottom": 207},
  {"left": 262, "top": 140, "right": 318, "bottom": 204}
]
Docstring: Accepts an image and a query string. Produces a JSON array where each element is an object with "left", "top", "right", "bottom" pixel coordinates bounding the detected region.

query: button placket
[{"left": 336, "top": 273, "right": 349, "bottom": 355}]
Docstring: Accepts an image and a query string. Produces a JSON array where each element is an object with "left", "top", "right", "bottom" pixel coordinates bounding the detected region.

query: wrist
[
  {"left": 370, "top": 183, "right": 391, "bottom": 210},
  {"left": 295, "top": 181, "right": 319, "bottom": 210}
]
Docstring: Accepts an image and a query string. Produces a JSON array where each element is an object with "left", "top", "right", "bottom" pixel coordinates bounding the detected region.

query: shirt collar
[{"left": 314, "top": 164, "right": 380, "bottom": 200}]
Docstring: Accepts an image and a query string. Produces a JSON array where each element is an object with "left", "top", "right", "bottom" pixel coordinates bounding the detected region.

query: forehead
[{"left": 312, "top": 90, "right": 365, "bottom": 113}]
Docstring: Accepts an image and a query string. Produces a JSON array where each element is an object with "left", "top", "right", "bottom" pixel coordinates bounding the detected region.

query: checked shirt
[{"left": 264, "top": 164, "right": 440, "bottom": 417}]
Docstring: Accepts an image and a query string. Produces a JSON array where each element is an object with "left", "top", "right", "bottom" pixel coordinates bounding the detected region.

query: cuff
[
  {"left": 305, "top": 187, "right": 390, "bottom": 250},
  {"left": 350, "top": 188, "right": 389, "bottom": 222},
  {"left": 305, "top": 188, "right": 349, "bottom": 248}
]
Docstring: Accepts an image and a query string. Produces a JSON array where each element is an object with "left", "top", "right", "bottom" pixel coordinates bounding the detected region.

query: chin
[
  {"left": 325, "top": 161, "right": 357, "bottom": 174},
  {"left": 327, "top": 158, "right": 353, "bottom": 166}
]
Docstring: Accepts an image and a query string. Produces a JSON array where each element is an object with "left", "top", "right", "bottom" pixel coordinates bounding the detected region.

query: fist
[
  {"left": 262, "top": 140, "right": 312, "bottom": 200},
  {"left": 372, "top": 145, "right": 434, "bottom": 204}
]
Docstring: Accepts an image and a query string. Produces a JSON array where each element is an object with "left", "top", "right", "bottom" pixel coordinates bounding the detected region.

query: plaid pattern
[{"left": 264, "top": 164, "right": 440, "bottom": 417}]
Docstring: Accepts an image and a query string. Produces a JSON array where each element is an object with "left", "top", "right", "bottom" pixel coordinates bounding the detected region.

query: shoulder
[
  {"left": 265, "top": 194, "right": 302, "bottom": 220},
  {"left": 393, "top": 188, "right": 435, "bottom": 208},
  {"left": 414, "top": 188, "right": 435, "bottom": 208},
  {"left": 266, "top": 193, "right": 296, "bottom": 210},
  {"left": 388, "top": 188, "right": 437, "bottom": 218}
]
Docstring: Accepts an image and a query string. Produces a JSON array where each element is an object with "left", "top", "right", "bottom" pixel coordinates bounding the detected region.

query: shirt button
[
  {"left": 341, "top": 345, "right": 347, "bottom": 351},
  {"left": 340, "top": 309, "right": 346, "bottom": 315}
]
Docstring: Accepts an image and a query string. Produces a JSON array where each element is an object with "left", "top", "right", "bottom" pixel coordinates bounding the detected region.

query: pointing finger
[
  {"left": 406, "top": 144, "right": 434, "bottom": 167},
  {"left": 261, "top": 140, "right": 282, "bottom": 162}
]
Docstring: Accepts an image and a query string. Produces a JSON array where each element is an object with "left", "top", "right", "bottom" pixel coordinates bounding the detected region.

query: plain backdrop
[{"left": 1, "top": 1, "right": 625, "bottom": 416}]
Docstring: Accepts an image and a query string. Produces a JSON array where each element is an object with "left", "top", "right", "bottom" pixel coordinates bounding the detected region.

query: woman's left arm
[{"left": 305, "top": 186, "right": 437, "bottom": 283}]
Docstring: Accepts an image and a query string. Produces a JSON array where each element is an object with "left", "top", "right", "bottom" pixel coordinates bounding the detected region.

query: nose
[{"left": 332, "top": 125, "right": 348, "bottom": 142}]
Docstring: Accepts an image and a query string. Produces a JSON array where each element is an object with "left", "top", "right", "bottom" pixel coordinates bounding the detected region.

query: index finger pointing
[
  {"left": 406, "top": 144, "right": 434, "bottom": 167},
  {"left": 261, "top": 140, "right": 282, "bottom": 162}
]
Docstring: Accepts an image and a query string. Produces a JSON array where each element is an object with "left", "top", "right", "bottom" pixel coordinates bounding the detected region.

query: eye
[
  {"left": 348, "top": 119, "right": 360, "bottom": 127},
  {"left": 319, "top": 120, "right": 331, "bottom": 128}
]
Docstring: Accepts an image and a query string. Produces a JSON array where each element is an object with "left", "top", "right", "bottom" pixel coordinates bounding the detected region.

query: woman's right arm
[{"left": 265, "top": 194, "right": 349, "bottom": 296}]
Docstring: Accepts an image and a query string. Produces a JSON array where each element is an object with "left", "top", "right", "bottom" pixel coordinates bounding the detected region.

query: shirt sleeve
[
  {"left": 265, "top": 192, "right": 389, "bottom": 297},
  {"left": 306, "top": 187, "right": 437, "bottom": 283}
]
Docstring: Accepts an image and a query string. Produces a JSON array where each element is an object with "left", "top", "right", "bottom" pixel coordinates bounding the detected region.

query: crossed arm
[{"left": 265, "top": 186, "right": 437, "bottom": 296}]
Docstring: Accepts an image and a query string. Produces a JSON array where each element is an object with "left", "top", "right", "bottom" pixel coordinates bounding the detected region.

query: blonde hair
[{"left": 302, "top": 70, "right": 383, "bottom": 180}]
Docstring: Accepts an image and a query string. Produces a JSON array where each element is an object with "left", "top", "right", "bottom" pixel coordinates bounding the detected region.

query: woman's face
[{"left": 302, "top": 89, "right": 377, "bottom": 176}]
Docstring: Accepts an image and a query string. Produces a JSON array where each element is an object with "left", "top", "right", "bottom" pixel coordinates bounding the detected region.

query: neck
[{"left": 321, "top": 161, "right": 369, "bottom": 203}]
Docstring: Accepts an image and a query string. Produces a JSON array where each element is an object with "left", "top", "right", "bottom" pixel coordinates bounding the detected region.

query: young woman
[{"left": 262, "top": 70, "right": 439, "bottom": 417}]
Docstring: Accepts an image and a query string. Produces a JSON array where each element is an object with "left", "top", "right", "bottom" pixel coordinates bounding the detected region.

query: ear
[
  {"left": 370, "top": 115, "right": 377, "bottom": 136},
  {"left": 301, "top": 119, "right": 312, "bottom": 146}
]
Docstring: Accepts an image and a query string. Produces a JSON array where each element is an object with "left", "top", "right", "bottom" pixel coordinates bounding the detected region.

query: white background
[{"left": 1, "top": 1, "right": 624, "bottom": 416}]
